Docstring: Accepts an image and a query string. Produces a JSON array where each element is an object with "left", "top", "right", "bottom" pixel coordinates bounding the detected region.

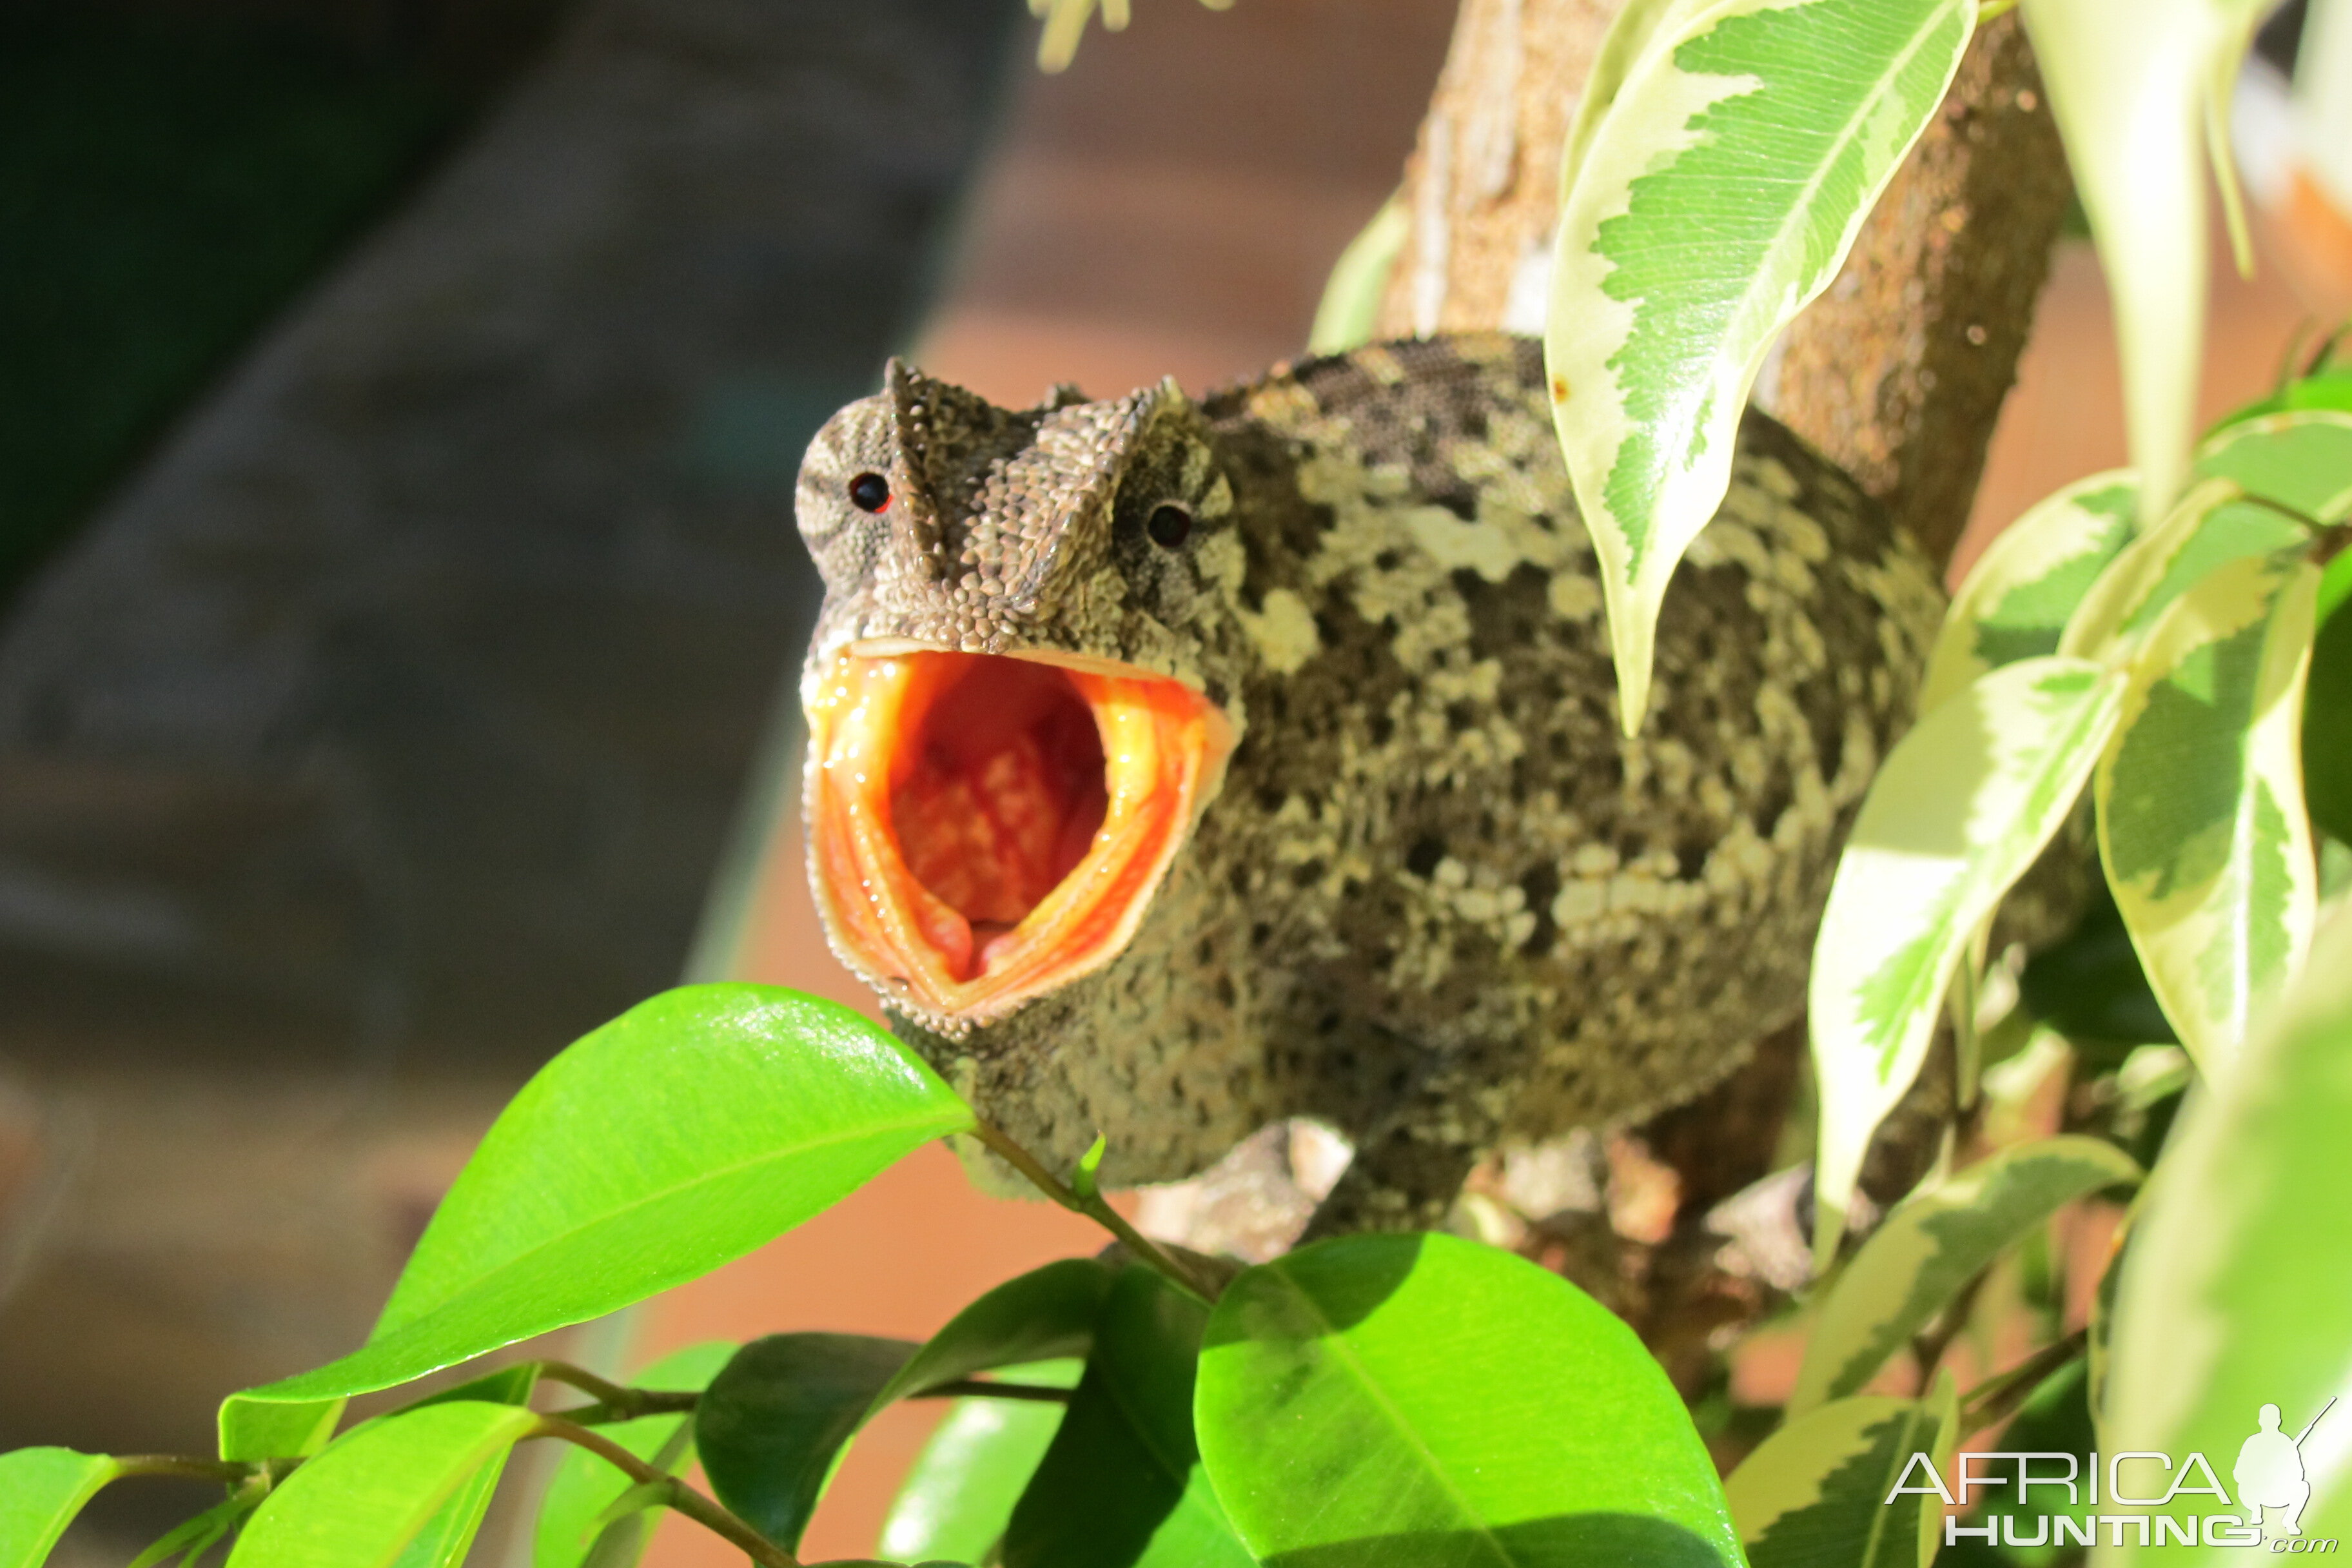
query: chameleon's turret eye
[
  {"left": 848, "top": 472, "right": 891, "bottom": 513},
  {"left": 1146, "top": 502, "right": 1193, "bottom": 549}
]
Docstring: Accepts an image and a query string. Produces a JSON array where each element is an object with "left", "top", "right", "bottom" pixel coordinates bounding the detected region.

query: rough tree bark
[{"left": 1153, "top": 0, "right": 2076, "bottom": 1394}]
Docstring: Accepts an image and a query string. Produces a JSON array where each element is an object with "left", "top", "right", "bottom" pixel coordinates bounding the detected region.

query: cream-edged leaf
[
  {"left": 1812, "top": 657, "right": 2126, "bottom": 1245},
  {"left": 2021, "top": 0, "right": 2227, "bottom": 520},
  {"left": 2059, "top": 415, "right": 2352, "bottom": 669},
  {"left": 1557, "top": 0, "right": 1720, "bottom": 199},
  {"left": 2193, "top": 407, "right": 2352, "bottom": 520},
  {"left": 1791, "top": 1137, "right": 2141, "bottom": 1415},
  {"left": 1307, "top": 198, "right": 1407, "bottom": 356},
  {"left": 2058, "top": 477, "right": 2302, "bottom": 662},
  {"left": 1726, "top": 1390, "right": 1956, "bottom": 1568},
  {"left": 1547, "top": 0, "right": 1974, "bottom": 733},
  {"left": 2095, "top": 549, "right": 2321, "bottom": 1071},
  {"left": 2099, "top": 903, "right": 2352, "bottom": 1558},
  {"left": 1923, "top": 471, "right": 2140, "bottom": 712}
]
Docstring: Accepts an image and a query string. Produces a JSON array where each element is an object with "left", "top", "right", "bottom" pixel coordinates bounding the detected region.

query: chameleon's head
[{"left": 794, "top": 361, "right": 1246, "bottom": 1033}]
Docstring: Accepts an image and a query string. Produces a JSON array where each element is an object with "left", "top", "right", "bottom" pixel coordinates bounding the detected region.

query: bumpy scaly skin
[{"left": 798, "top": 333, "right": 1943, "bottom": 1229}]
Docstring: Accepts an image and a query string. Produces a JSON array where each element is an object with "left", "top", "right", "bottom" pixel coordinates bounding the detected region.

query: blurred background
[{"left": 0, "top": 0, "right": 2345, "bottom": 1561}]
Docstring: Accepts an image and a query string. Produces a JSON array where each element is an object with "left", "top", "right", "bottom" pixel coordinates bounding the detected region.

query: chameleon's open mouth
[{"left": 805, "top": 649, "right": 1230, "bottom": 1022}]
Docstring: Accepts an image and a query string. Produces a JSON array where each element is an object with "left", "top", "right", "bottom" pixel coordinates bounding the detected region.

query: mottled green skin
[{"left": 796, "top": 334, "right": 1943, "bottom": 1227}]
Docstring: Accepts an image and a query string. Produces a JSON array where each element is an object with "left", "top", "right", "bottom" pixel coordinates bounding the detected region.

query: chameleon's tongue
[{"left": 806, "top": 649, "right": 1227, "bottom": 1021}]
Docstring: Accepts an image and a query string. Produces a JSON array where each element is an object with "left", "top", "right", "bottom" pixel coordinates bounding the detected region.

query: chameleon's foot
[{"left": 1299, "top": 1125, "right": 1478, "bottom": 1239}]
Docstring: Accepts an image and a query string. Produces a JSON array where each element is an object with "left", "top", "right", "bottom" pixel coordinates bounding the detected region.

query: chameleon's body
[{"left": 796, "top": 333, "right": 1941, "bottom": 1227}]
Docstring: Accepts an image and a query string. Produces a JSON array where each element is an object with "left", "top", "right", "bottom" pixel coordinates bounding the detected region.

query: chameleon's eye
[
  {"left": 1146, "top": 502, "right": 1193, "bottom": 549},
  {"left": 848, "top": 472, "right": 891, "bottom": 513}
]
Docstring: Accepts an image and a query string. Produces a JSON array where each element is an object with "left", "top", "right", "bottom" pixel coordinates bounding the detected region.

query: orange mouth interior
[{"left": 806, "top": 650, "right": 1228, "bottom": 1021}]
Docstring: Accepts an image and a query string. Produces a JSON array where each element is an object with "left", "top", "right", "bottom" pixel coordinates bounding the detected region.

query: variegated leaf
[
  {"left": 1923, "top": 471, "right": 2140, "bottom": 712},
  {"left": 2099, "top": 903, "right": 2352, "bottom": 1560},
  {"left": 1546, "top": 0, "right": 1973, "bottom": 733},
  {"left": 1306, "top": 198, "right": 1408, "bottom": 357},
  {"left": 1791, "top": 1136, "right": 2141, "bottom": 1415},
  {"left": 1812, "top": 657, "right": 2127, "bottom": 1246},
  {"left": 1725, "top": 1386, "right": 1956, "bottom": 1568},
  {"left": 2020, "top": 0, "right": 2231, "bottom": 521},
  {"left": 1556, "top": 0, "right": 1721, "bottom": 199},
  {"left": 2059, "top": 477, "right": 2303, "bottom": 662},
  {"left": 2194, "top": 407, "right": 2352, "bottom": 521},
  {"left": 2095, "top": 549, "right": 2322, "bottom": 1070}
]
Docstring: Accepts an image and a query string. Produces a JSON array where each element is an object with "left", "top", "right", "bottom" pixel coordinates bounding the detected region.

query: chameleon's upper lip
[{"left": 804, "top": 645, "right": 1231, "bottom": 1024}]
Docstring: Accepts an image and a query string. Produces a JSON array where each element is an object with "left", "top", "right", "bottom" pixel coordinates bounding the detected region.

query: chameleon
[{"left": 794, "top": 332, "right": 1943, "bottom": 1231}]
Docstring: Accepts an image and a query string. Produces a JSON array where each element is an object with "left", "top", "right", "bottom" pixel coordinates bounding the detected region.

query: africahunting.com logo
[{"left": 1888, "top": 1400, "right": 2339, "bottom": 1552}]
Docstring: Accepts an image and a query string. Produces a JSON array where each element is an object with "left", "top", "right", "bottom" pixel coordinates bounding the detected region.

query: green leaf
[
  {"left": 1790, "top": 1137, "right": 2141, "bottom": 1415},
  {"left": 0, "top": 1449, "right": 121, "bottom": 1568},
  {"left": 233, "top": 985, "right": 971, "bottom": 1407},
  {"left": 1195, "top": 1232, "right": 1741, "bottom": 1567},
  {"left": 2096, "top": 551, "right": 2322, "bottom": 1069},
  {"left": 1725, "top": 1386, "right": 1957, "bottom": 1568},
  {"left": 129, "top": 1496, "right": 253, "bottom": 1568},
  {"left": 1922, "top": 471, "right": 2139, "bottom": 713},
  {"left": 700, "top": 1257, "right": 1115, "bottom": 1556},
  {"left": 2020, "top": 0, "right": 2231, "bottom": 520},
  {"left": 534, "top": 1341, "right": 736, "bottom": 1568},
  {"left": 219, "top": 1395, "right": 344, "bottom": 1464},
  {"left": 1307, "top": 199, "right": 1407, "bottom": 356},
  {"left": 387, "top": 1362, "right": 542, "bottom": 1568},
  {"left": 228, "top": 1401, "right": 540, "bottom": 1568},
  {"left": 2100, "top": 903, "right": 2352, "bottom": 1557},
  {"left": 879, "top": 1360, "right": 1082, "bottom": 1565},
  {"left": 1006, "top": 1266, "right": 1254, "bottom": 1568},
  {"left": 874, "top": 1257, "right": 1116, "bottom": 1409},
  {"left": 1546, "top": 0, "right": 1972, "bottom": 732},
  {"left": 1810, "top": 657, "right": 2127, "bottom": 1239},
  {"left": 696, "top": 1335, "right": 919, "bottom": 1551},
  {"left": 1556, "top": 0, "right": 1719, "bottom": 199}
]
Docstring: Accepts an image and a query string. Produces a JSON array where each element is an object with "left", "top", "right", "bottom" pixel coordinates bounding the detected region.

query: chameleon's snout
[{"left": 805, "top": 649, "right": 1229, "bottom": 1023}]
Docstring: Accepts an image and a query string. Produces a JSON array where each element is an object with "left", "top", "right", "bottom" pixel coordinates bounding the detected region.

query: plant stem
[
  {"left": 112, "top": 1454, "right": 251, "bottom": 1485},
  {"left": 532, "top": 1416, "right": 798, "bottom": 1568},
  {"left": 2226, "top": 485, "right": 2339, "bottom": 538},
  {"left": 545, "top": 1391, "right": 701, "bottom": 1427},
  {"left": 536, "top": 1360, "right": 701, "bottom": 1423},
  {"left": 910, "top": 1378, "right": 1072, "bottom": 1404},
  {"left": 1959, "top": 1328, "right": 2090, "bottom": 1434},
  {"left": 970, "top": 1119, "right": 1217, "bottom": 1300}
]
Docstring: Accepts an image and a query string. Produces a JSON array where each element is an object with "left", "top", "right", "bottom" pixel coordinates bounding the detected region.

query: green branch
[
  {"left": 970, "top": 1119, "right": 1219, "bottom": 1300},
  {"left": 532, "top": 1416, "right": 798, "bottom": 1568}
]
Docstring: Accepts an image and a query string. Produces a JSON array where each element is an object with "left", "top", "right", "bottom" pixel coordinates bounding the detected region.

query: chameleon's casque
[{"left": 796, "top": 334, "right": 1942, "bottom": 1227}]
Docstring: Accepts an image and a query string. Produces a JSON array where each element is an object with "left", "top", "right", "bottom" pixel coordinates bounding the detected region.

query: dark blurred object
[
  {"left": 0, "top": 0, "right": 1021, "bottom": 1072},
  {"left": 0, "top": 5, "right": 471, "bottom": 608},
  {"left": 2019, "top": 885, "right": 2179, "bottom": 1055},
  {"left": 0, "top": 0, "right": 1024, "bottom": 1503}
]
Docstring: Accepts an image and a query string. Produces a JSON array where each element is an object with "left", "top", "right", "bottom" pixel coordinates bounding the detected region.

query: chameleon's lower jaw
[{"left": 805, "top": 649, "right": 1230, "bottom": 1023}]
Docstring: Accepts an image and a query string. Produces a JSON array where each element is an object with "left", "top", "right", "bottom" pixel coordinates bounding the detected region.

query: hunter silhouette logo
[
  {"left": 1888, "top": 1396, "right": 2341, "bottom": 1551},
  {"left": 2239, "top": 1399, "right": 2337, "bottom": 1539}
]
